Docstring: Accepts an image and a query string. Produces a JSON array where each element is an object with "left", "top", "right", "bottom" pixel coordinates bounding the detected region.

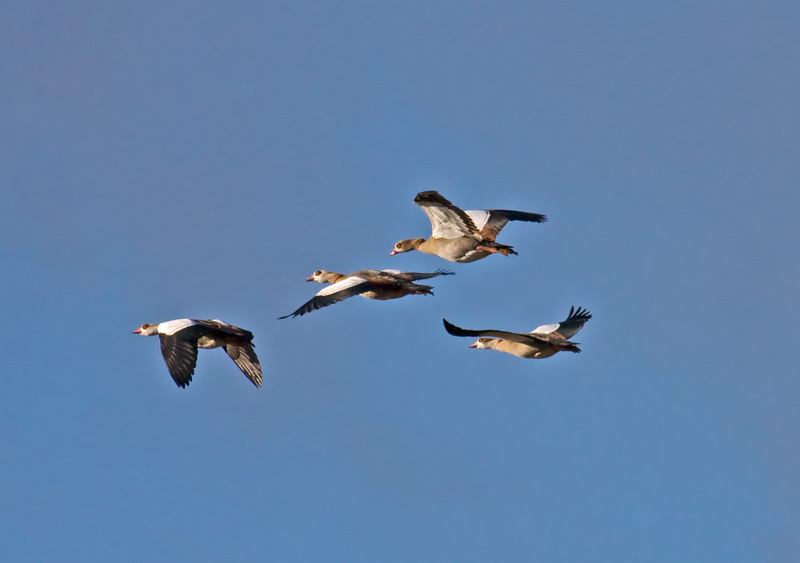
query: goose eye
[{"left": 314, "top": 270, "right": 322, "bottom": 276}]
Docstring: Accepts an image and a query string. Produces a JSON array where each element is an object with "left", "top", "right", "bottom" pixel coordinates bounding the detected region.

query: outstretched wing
[
  {"left": 466, "top": 209, "right": 548, "bottom": 241},
  {"left": 554, "top": 306, "right": 592, "bottom": 339},
  {"left": 159, "top": 334, "right": 199, "bottom": 388},
  {"left": 224, "top": 344, "right": 263, "bottom": 388},
  {"left": 442, "top": 319, "right": 559, "bottom": 346},
  {"left": 531, "top": 306, "right": 591, "bottom": 340},
  {"left": 279, "top": 276, "right": 370, "bottom": 318},
  {"left": 414, "top": 191, "right": 480, "bottom": 239}
]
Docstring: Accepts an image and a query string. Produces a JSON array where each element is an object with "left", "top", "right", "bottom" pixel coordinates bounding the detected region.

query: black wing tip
[
  {"left": 414, "top": 189, "right": 440, "bottom": 200},
  {"left": 567, "top": 306, "right": 592, "bottom": 322},
  {"left": 434, "top": 268, "right": 455, "bottom": 276},
  {"left": 442, "top": 318, "right": 462, "bottom": 335},
  {"left": 279, "top": 305, "right": 314, "bottom": 319},
  {"left": 245, "top": 371, "right": 263, "bottom": 388},
  {"left": 414, "top": 190, "right": 452, "bottom": 206},
  {"left": 490, "top": 210, "right": 548, "bottom": 223},
  {"left": 172, "top": 375, "right": 192, "bottom": 388},
  {"left": 278, "top": 312, "right": 304, "bottom": 319},
  {"left": 516, "top": 212, "right": 547, "bottom": 223}
]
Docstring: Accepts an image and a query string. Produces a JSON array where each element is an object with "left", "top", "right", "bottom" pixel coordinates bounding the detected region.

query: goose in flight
[
  {"left": 390, "top": 190, "right": 547, "bottom": 263},
  {"left": 443, "top": 306, "right": 591, "bottom": 359},
  {"left": 133, "top": 319, "right": 262, "bottom": 388},
  {"left": 279, "top": 268, "right": 453, "bottom": 319}
]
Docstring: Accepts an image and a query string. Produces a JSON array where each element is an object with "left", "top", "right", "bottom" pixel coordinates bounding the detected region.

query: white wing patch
[
  {"left": 465, "top": 210, "right": 490, "bottom": 231},
  {"left": 530, "top": 323, "right": 559, "bottom": 335},
  {"left": 158, "top": 318, "right": 197, "bottom": 335},
  {"left": 420, "top": 205, "right": 473, "bottom": 239},
  {"left": 317, "top": 276, "right": 366, "bottom": 296}
]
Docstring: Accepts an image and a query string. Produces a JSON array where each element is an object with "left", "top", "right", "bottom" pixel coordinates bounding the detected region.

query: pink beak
[
  {"left": 305, "top": 276, "right": 314, "bottom": 282},
  {"left": 389, "top": 249, "right": 397, "bottom": 256},
  {"left": 133, "top": 328, "right": 142, "bottom": 334},
  {"left": 469, "top": 342, "right": 477, "bottom": 348}
]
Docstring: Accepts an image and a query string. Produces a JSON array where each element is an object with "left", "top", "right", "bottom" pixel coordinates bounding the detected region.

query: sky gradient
[{"left": 1, "top": 2, "right": 799, "bottom": 561}]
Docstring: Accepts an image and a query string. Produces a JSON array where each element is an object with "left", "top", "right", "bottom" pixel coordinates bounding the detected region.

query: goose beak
[{"left": 133, "top": 328, "right": 142, "bottom": 334}]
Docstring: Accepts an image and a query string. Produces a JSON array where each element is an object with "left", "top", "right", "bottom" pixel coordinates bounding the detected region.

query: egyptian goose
[
  {"left": 133, "top": 319, "right": 262, "bottom": 388},
  {"left": 390, "top": 190, "right": 547, "bottom": 263},
  {"left": 279, "top": 268, "right": 454, "bottom": 318},
  {"left": 443, "top": 306, "right": 591, "bottom": 359}
]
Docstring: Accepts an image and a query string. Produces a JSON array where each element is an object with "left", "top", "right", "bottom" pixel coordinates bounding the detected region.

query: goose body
[
  {"left": 443, "top": 306, "right": 591, "bottom": 359},
  {"left": 391, "top": 190, "right": 547, "bottom": 263},
  {"left": 279, "top": 268, "right": 453, "bottom": 318},
  {"left": 133, "top": 319, "right": 262, "bottom": 388}
]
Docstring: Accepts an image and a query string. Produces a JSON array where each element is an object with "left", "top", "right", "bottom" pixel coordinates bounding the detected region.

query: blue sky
[{"left": 1, "top": 1, "right": 798, "bottom": 561}]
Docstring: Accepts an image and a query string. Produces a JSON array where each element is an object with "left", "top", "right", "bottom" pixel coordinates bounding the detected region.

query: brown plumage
[
  {"left": 443, "top": 306, "right": 591, "bottom": 359},
  {"left": 279, "top": 268, "right": 454, "bottom": 318}
]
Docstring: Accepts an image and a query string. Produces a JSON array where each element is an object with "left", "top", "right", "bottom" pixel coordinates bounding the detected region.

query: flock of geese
[{"left": 134, "top": 190, "right": 592, "bottom": 388}]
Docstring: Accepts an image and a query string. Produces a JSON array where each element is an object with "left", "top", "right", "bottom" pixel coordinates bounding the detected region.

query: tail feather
[
  {"left": 555, "top": 342, "right": 581, "bottom": 353},
  {"left": 412, "top": 283, "right": 434, "bottom": 296},
  {"left": 477, "top": 240, "right": 517, "bottom": 256}
]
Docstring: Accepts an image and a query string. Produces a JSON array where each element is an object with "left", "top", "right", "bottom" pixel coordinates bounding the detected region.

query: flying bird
[
  {"left": 133, "top": 319, "right": 262, "bottom": 388},
  {"left": 443, "top": 306, "right": 591, "bottom": 359},
  {"left": 279, "top": 268, "right": 454, "bottom": 319},
  {"left": 390, "top": 190, "right": 547, "bottom": 263}
]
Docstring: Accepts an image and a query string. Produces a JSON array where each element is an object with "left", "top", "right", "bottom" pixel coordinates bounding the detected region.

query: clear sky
[{"left": 1, "top": 1, "right": 798, "bottom": 561}]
